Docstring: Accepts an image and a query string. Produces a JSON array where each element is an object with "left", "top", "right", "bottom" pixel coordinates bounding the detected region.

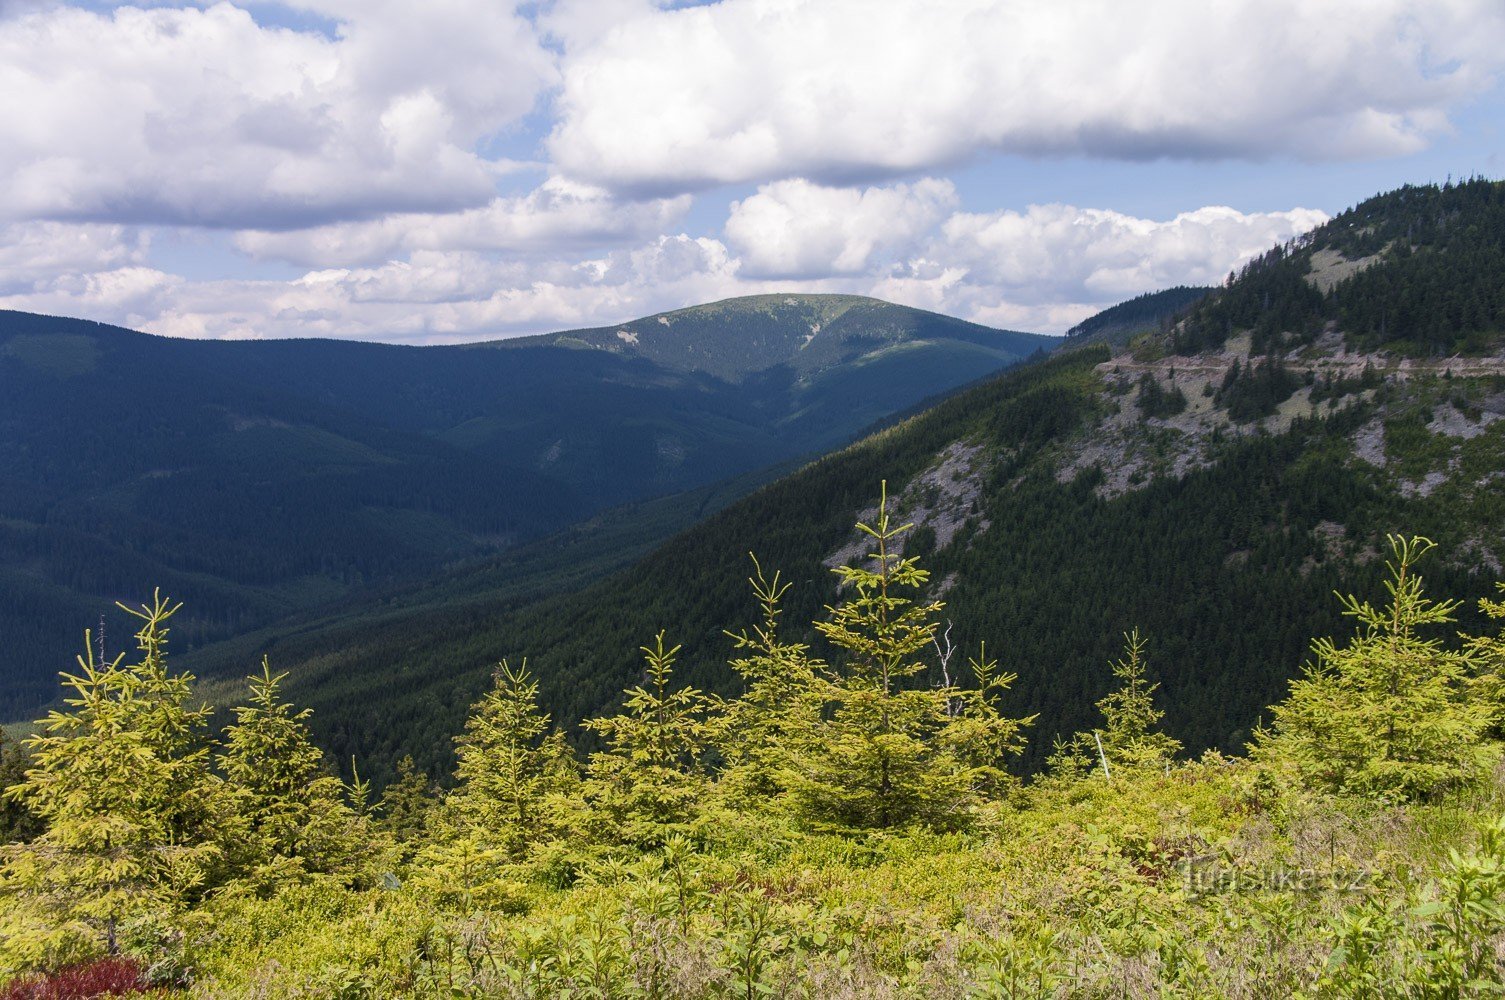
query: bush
[{"left": 0, "top": 957, "right": 151, "bottom": 1000}]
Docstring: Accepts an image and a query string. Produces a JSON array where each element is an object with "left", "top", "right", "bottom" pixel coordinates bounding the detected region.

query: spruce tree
[
  {"left": 0, "top": 593, "right": 225, "bottom": 963},
  {"left": 790, "top": 485, "right": 1022, "bottom": 829},
  {"left": 1049, "top": 629, "right": 1180, "bottom": 778},
  {"left": 216, "top": 659, "right": 361, "bottom": 887},
  {"left": 377, "top": 755, "right": 434, "bottom": 858},
  {"left": 584, "top": 634, "right": 709, "bottom": 845},
  {"left": 937, "top": 644, "right": 1035, "bottom": 798},
  {"left": 1255, "top": 536, "right": 1497, "bottom": 800},
  {"left": 712, "top": 556, "right": 822, "bottom": 805},
  {"left": 446, "top": 661, "right": 577, "bottom": 858},
  {"left": 1097, "top": 629, "right": 1182, "bottom": 767},
  {"left": 417, "top": 661, "right": 578, "bottom": 908},
  {"left": 1464, "top": 584, "right": 1505, "bottom": 738}
]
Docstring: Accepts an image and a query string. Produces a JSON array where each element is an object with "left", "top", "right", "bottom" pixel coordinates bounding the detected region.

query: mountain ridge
[
  {"left": 500, "top": 293, "right": 1047, "bottom": 382},
  {"left": 227, "top": 180, "right": 1505, "bottom": 785},
  {"left": 0, "top": 296, "right": 1053, "bottom": 720}
]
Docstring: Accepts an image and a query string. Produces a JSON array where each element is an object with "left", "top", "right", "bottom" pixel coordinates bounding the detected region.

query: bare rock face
[{"left": 824, "top": 440, "right": 992, "bottom": 571}]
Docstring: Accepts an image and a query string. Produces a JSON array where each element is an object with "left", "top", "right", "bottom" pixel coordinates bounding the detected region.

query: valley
[
  {"left": 7, "top": 1, "right": 1505, "bottom": 992},
  {"left": 214, "top": 181, "right": 1505, "bottom": 787},
  {"left": 6, "top": 179, "right": 1505, "bottom": 996},
  {"left": 0, "top": 296, "right": 1049, "bottom": 723}
]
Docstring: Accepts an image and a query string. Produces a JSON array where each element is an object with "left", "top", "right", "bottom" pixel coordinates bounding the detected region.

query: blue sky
[{"left": 0, "top": 0, "right": 1501, "bottom": 343}]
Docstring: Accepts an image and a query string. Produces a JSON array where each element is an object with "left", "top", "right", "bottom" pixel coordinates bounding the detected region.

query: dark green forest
[
  {"left": 228, "top": 347, "right": 1497, "bottom": 785},
  {"left": 1174, "top": 178, "right": 1505, "bottom": 356},
  {"left": 0, "top": 298, "right": 1048, "bottom": 718},
  {"left": 1064, "top": 285, "right": 1212, "bottom": 345},
  {"left": 202, "top": 180, "right": 1505, "bottom": 788}
]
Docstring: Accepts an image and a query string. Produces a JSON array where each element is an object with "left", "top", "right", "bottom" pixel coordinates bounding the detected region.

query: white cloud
[
  {"left": 863, "top": 201, "right": 1326, "bottom": 331},
  {"left": 1, "top": 2, "right": 1480, "bottom": 347},
  {"left": 0, "top": 233, "right": 752, "bottom": 344},
  {"left": 9, "top": 264, "right": 185, "bottom": 335},
  {"left": 725, "top": 178, "right": 956, "bottom": 278},
  {"left": 0, "top": 221, "right": 149, "bottom": 295},
  {"left": 536, "top": 0, "right": 664, "bottom": 50},
  {"left": 234, "top": 177, "right": 691, "bottom": 266},
  {"left": 0, "top": 198, "right": 1328, "bottom": 342},
  {"left": 934, "top": 203, "right": 1330, "bottom": 305},
  {"left": 549, "top": 0, "right": 1505, "bottom": 193},
  {"left": 0, "top": 1, "right": 555, "bottom": 228}
]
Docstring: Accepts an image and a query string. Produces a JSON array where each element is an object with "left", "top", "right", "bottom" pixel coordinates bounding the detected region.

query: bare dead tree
[{"left": 932, "top": 620, "right": 962, "bottom": 718}]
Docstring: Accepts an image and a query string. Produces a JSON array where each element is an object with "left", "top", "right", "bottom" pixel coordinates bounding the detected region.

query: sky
[{"left": 0, "top": 0, "right": 1502, "bottom": 344}]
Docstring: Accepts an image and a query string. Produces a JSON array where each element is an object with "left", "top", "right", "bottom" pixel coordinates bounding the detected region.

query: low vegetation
[{"left": 3, "top": 496, "right": 1504, "bottom": 996}]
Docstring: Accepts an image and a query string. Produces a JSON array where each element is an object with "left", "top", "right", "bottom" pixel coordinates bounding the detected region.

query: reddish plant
[{"left": 0, "top": 957, "right": 155, "bottom": 1000}]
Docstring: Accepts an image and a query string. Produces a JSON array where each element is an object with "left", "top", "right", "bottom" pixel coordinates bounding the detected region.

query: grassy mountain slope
[
  {"left": 506, "top": 293, "right": 1046, "bottom": 382},
  {"left": 246, "top": 181, "right": 1505, "bottom": 785},
  {"left": 0, "top": 299, "right": 1052, "bottom": 719}
]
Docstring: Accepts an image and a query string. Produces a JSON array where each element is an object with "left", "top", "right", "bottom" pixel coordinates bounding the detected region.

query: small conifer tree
[
  {"left": 216, "top": 659, "right": 361, "bottom": 886},
  {"left": 377, "top": 755, "right": 434, "bottom": 857},
  {"left": 1097, "top": 629, "right": 1182, "bottom": 767},
  {"left": 937, "top": 644, "right": 1036, "bottom": 797},
  {"left": 790, "top": 484, "right": 1024, "bottom": 829},
  {"left": 1256, "top": 535, "right": 1498, "bottom": 800},
  {"left": 584, "top": 634, "right": 710, "bottom": 845},
  {"left": 1049, "top": 628, "right": 1180, "bottom": 777},
  {"left": 417, "top": 661, "right": 578, "bottom": 907},
  {"left": 1464, "top": 584, "right": 1505, "bottom": 737},
  {"left": 712, "top": 556, "right": 822, "bottom": 805},
  {"left": 447, "top": 660, "right": 577, "bottom": 857},
  {"left": 0, "top": 593, "right": 225, "bottom": 964}
]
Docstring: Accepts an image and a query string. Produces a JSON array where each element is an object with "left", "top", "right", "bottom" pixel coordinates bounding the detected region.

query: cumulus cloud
[
  {"left": 725, "top": 178, "right": 956, "bottom": 279},
  {"left": 0, "top": 1, "right": 554, "bottom": 228},
  {"left": 0, "top": 3, "right": 1433, "bottom": 343},
  {"left": 0, "top": 233, "right": 752, "bottom": 344},
  {"left": 935, "top": 203, "right": 1330, "bottom": 304},
  {"left": 234, "top": 177, "right": 692, "bottom": 266},
  {"left": 867, "top": 202, "right": 1327, "bottom": 330},
  {"left": 0, "top": 222, "right": 150, "bottom": 295},
  {"left": 549, "top": 0, "right": 1505, "bottom": 193},
  {"left": 7, "top": 264, "right": 185, "bottom": 335},
  {"left": 536, "top": 0, "right": 665, "bottom": 50},
  {"left": 0, "top": 196, "right": 1328, "bottom": 342}
]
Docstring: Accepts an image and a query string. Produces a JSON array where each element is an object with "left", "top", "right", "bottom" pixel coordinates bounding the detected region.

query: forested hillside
[
  {"left": 3, "top": 495, "right": 1504, "bottom": 995},
  {"left": 219, "top": 181, "right": 1505, "bottom": 787},
  {"left": 1062, "top": 285, "right": 1212, "bottom": 346},
  {"left": 512, "top": 294, "right": 1048, "bottom": 382},
  {"left": 1175, "top": 177, "right": 1505, "bottom": 356},
  {"left": 258, "top": 350, "right": 1500, "bottom": 779},
  {"left": 6, "top": 179, "right": 1505, "bottom": 996},
  {"left": 0, "top": 298, "right": 1049, "bottom": 720}
]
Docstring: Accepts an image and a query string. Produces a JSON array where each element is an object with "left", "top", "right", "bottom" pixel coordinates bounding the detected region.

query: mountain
[
  {"left": 1062, "top": 285, "right": 1213, "bottom": 346},
  {"left": 0, "top": 297, "right": 1052, "bottom": 719},
  {"left": 224, "top": 180, "right": 1505, "bottom": 783},
  {"left": 508, "top": 293, "right": 1045, "bottom": 382},
  {"left": 1172, "top": 179, "right": 1505, "bottom": 356}
]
